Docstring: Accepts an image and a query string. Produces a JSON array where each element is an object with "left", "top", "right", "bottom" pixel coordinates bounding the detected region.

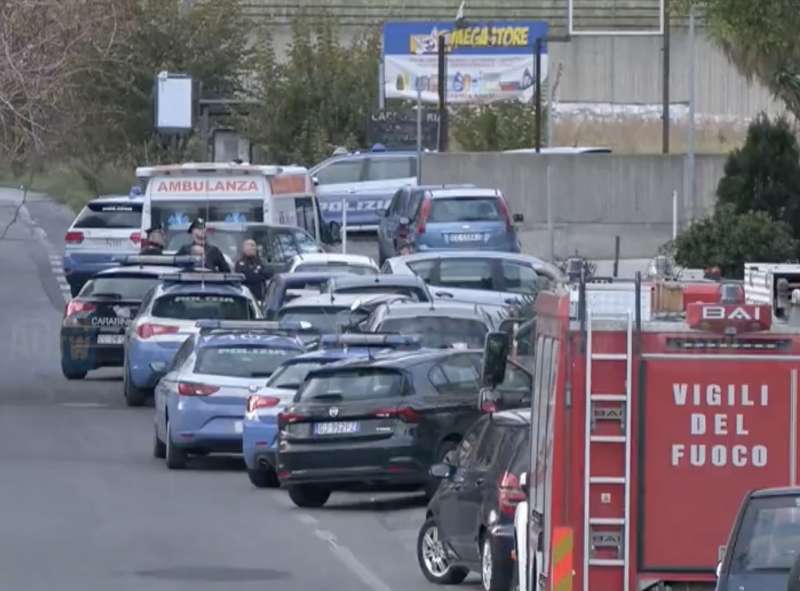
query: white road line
[
  {"left": 313, "top": 529, "right": 395, "bottom": 591},
  {"left": 60, "top": 402, "right": 108, "bottom": 409},
  {"left": 295, "top": 513, "right": 319, "bottom": 526}
]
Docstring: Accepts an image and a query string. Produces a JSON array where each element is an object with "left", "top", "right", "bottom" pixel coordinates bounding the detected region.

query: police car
[
  {"left": 63, "top": 195, "right": 144, "bottom": 296},
  {"left": 123, "top": 272, "right": 261, "bottom": 407},
  {"left": 59, "top": 255, "right": 197, "bottom": 380},
  {"left": 152, "top": 321, "right": 308, "bottom": 469}
]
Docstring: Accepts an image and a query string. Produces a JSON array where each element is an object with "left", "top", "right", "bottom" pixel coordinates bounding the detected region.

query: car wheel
[
  {"left": 61, "top": 358, "right": 87, "bottom": 380},
  {"left": 247, "top": 468, "right": 279, "bottom": 489},
  {"left": 425, "top": 440, "right": 459, "bottom": 499},
  {"left": 165, "top": 421, "right": 187, "bottom": 470},
  {"left": 481, "top": 534, "right": 513, "bottom": 591},
  {"left": 153, "top": 428, "right": 166, "bottom": 459},
  {"left": 123, "top": 360, "right": 148, "bottom": 407},
  {"left": 417, "top": 518, "right": 469, "bottom": 585},
  {"left": 287, "top": 484, "right": 330, "bottom": 508}
]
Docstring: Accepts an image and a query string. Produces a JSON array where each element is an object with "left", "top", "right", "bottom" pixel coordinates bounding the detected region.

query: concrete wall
[{"left": 420, "top": 152, "right": 727, "bottom": 258}]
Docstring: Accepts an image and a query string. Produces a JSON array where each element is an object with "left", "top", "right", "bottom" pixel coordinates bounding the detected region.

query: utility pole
[
  {"left": 687, "top": 3, "right": 697, "bottom": 222},
  {"left": 437, "top": 34, "right": 448, "bottom": 152},
  {"left": 661, "top": 0, "right": 670, "bottom": 154},
  {"left": 534, "top": 37, "right": 543, "bottom": 153}
]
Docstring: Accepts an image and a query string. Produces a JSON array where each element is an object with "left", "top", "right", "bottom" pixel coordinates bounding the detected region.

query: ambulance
[
  {"left": 496, "top": 271, "right": 800, "bottom": 591},
  {"left": 136, "top": 162, "right": 327, "bottom": 242}
]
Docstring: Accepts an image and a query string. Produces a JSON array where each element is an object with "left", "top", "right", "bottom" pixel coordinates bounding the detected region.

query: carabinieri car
[
  {"left": 123, "top": 272, "right": 261, "bottom": 407},
  {"left": 153, "top": 320, "right": 307, "bottom": 469},
  {"left": 243, "top": 333, "right": 423, "bottom": 488}
]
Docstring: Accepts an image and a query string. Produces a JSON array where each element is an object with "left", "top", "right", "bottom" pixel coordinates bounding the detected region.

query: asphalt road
[{"left": 0, "top": 188, "right": 473, "bottom": 591}]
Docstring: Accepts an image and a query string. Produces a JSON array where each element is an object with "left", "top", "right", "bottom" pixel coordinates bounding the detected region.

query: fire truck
[{"left": 504, "top": 269, "right": 800, "bottom": 591}]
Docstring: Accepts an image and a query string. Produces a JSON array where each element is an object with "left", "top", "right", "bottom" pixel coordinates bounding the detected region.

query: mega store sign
[{"left": 382, "top": 21, "right": 549, "bottom": 104}]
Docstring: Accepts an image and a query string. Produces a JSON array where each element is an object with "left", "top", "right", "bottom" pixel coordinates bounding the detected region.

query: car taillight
[
  {"left": 499, "top": 471, "right": 526, "bottom": 516},
  {"left": 278, "top": 411, "right": 306, "bottom": 427},
  {"left": 372, "top": 406, "right": 422, "bottom": 423},
  {"left": 416, "top": 197, "right": 432, "bottom": 235},
  {"left": 130, "top": 231, "right": 141, "bottom": 245},
  {"left": 65, "top": 231, "right": 84, "bottom": 244},
  {"left": 136, "top": 323, "right": 180, "bottom": 340},
  {"left": 497, "top": 196, "right": 513, "bottom": 232},
  {"left": 177, "top": 382, "right": 219, "bottom": 396},
  {"left": 65, "top": 300, "right": 96, "bottom": 317},
  {"left": 247, "top": 395, "right": 281, "bottom": 413}
]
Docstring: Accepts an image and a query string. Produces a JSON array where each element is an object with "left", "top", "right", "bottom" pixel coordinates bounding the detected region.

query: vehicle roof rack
[
  {"left": 162, "top": 272, "right": 245, "bottom": 284},
  {"left": 319, "top": 334, "right": 422, "bottom": 348},
  {"left": 115, "top": 254, "right": 201, "bottom": 267}
]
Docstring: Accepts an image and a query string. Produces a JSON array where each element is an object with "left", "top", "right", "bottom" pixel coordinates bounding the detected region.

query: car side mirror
[
  {"left": 512, "top": 213, "right": 524, "bottom": 223},
  {"left": 312, "top": 176, "right": 320, "bottom": 186},
  {"left": 478, "top": 387, "right": 499, "bottom": 413},
  {"left": 481, "top": 331, "right": 510, "bottom": 389},
  {"left": 150, "top": 361, "right": 168, "bottom": 376},
  {"left": 519, "top": 472, "right": 529, "bottom": 495},
  {"left": 328, "top": 221, "right": 341, "bottom": 243},
  {"left": 429, "top": 462, "right": 455, "bottom": 479}
]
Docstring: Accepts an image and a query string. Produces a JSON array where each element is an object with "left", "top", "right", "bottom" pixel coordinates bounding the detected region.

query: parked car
[
  {"left": 418, "top": 410, "right": 531, "bottom": 591},
  {"left": 382, "top": 251, "right": 563, "bottom": 308},
  {"left": 288, "top": 253, "right": 379, "bottom": 276},
  {"left": 715, "top": 486, "right": 800, "bottom": 591},
  {"left": 123, "top": 272, "right": 261, "bottom": 407},
  {"left": 165, "top": 223, "right": 324, "bottom": 279},
  {"left": 277, "top": 348, "right": 501, "bottom": 508},
  {"left": 63, "top": 195, "right": 143, "bottom": 295},
  {"left": 60, "top": 255, "right": 197, "bottom": 380},
  {"left": 365, "top": 301, "right": 501, "bottom": 349},
  {"left": 262, "top": 272, "right": 346, "bottom": 320},
  {"left": 311, "top": 149, "right": 418, "bottom": 232},
  {"left": 378, "top": 186, "right": 521, "bottom": 262},
  {"left": 276, "top": 292, "right": 413, "bottom": 334},
  {"left": 325, "top": 274, "right": 432, "bottom": 302},
  {"left": 243, "top": 333, "right": 423, "bottom": 488},
  {"left": 153, "top": 322, "right": 307, "bottom": 469}
]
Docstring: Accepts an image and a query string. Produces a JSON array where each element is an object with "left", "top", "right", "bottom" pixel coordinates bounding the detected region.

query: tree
[
  {"left": 686, "top": 0, "right": 800, "bottom": 118},
  {"left": 673, "top": 204, "right": 798, "bottom": 278},
  {"left": 243, "top": 16, "right": 380, "bottom": 165},
  {"left": 451, "top": 102, "right": 542, "bottom": 151},
  {"left": 716, "top": 113, "right": 800, "bottom": 236}
]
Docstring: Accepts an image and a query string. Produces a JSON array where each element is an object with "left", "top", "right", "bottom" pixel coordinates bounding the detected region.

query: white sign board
[{"left": 155, "top": 72, "right": 192, "bottom": 132}]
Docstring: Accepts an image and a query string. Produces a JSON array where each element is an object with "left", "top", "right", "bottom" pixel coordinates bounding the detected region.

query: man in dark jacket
[
  {"left": 176, "top": 218, "right": 230, "bottom": 273},
  {"left": 235, "top": 239, "right": 268, "bottom": 301},
  {"left": 140, "top": 226, "right": 165, "bottom": 255}
]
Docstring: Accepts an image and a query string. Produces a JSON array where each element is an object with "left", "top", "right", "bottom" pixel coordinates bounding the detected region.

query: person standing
[
  {"left": 235, "top": 239, "right": 268, "bottom": 301},
  {"left": 140, "top": 226, "right": 165, "bottom": 255},
  {"left": 176, "top": 218, "right": 230, "bottom": 273}
]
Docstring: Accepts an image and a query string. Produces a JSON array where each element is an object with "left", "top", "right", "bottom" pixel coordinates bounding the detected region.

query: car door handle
[{"left": 436, "top": 291, "right": 454, "bottom": 298}]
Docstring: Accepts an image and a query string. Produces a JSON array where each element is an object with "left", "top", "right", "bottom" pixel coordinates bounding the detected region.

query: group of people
[{"left": 139, "top": 217, "right": 270, "bottom": 301}]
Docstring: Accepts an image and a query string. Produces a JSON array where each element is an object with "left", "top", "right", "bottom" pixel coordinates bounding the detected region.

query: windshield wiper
[
  {"left": 249, "top": 372, "right": 273, "bottom": 378},
  {"left": 90, "top": 293, "right": 123, "bottom": 299},
  {"left": 311, "top": 393, "right": 344, "bottom": 401}
]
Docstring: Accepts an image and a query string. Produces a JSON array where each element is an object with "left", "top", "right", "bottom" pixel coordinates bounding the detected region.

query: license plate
[
  {"left": 449, "top": 233, "right": 482, "bottom": 242},
  {"left": 314, "top": 421, "right": 360, "bottom": 435},
  {"left": 234, "top": 421, "right": 243, "bottom": 434},
  {"left": 97, "top": 334, "right": 125, "bottom": 345},
  {"left": 105, "top": 238, "right": 124, "bottom": 248}
]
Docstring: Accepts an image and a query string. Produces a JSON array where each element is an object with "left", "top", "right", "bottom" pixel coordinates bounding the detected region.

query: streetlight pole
[
  {"left": 534, "top": 37, "right": 543, "bottom": 153},
  {"left": 437, "top": 33, "right": 448, "bottom": 152}
]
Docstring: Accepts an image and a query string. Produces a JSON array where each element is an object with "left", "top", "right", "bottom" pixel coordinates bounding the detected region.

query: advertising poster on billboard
[{"left": 382, "top": 21, "right": 549, "bottom": 104}]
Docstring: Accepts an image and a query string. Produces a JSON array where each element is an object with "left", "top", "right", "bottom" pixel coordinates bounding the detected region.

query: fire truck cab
[{"left": 501, "top": 270, "right": 800, "bottom": 591}]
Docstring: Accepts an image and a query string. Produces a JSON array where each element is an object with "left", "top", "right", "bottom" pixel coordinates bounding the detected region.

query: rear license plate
[
  {"left": 234, "top": 421, "right": 243, "bottom": 434},
  {"left": 97, "top": 334, "right": 125, "bottom": 345},
  {"left": 449, "top": 233, "right": 482, "bottom": 242},
  {"left": 314, "top": 421, "right": 360, "bottom": 435},
  {"left": 105, "top": 238, "right": 125, "bottom": 248}
]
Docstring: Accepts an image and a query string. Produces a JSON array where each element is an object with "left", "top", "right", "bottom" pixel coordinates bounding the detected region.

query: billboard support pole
[
  {"left": 378, "top": 58, "right": 385, "bottom": 110},
  {"left": 437, "top": 33, "right": 448, "bottom": 152},
  {"left": 534, "top": 37, "right": 543, "bottom": 153},
  {"left": 416, "top": 88, "right": 423, "bottom": 183}
]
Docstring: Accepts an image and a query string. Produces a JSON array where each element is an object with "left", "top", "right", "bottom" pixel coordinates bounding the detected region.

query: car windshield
[
  {"left": 429, "top": 197, "right": 501, "bottom": 223},
  {"left": 165, "top": 230, "right": 244, "bottom": 262},
  {"left": 333, "top": 285, "right": 423, "bottom": 300},
  {"left": 731, "top": 497, "right": 800, "bottom": 574},
  {"left": 73, "top": 203, "right": 142, "bottom": 229},
  {"left": 297, "top": 368, "right": 403, "bottom": 402},
  {"left": 294, "top": 263, "right": 376, "bottom": 276},
  {"left": 194, "top": 345, "right": 300, "bottom": 378},
  {"left": 378, "top": 316, "right": 488, "bottom": 349},
  {"left": 151, "top": 202, "right": 263, "bottom": 229},
  {"left": 152, "top": 294, "right": 252, "bottom": 320},
  {"left": 277, "top": 306, "right": 349, "bottom": 333},
  {"left": 293, "top": 229, "right": 322, "bottom": 253},
  {"left": 79, "top": 276, "right": 160, "bottom": 300},
  {"left": 266, "top": 360, "right": 325, "bottom": 389}
]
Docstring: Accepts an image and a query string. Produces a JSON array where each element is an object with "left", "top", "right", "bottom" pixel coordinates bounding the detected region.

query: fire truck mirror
[{"left": 482, "top": 331, "right": 510, "bottom": 389}]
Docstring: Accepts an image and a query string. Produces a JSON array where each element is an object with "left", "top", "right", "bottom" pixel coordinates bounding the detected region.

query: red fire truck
[{"left": 511, "top": 275, "right": 799, "bottom": 591}]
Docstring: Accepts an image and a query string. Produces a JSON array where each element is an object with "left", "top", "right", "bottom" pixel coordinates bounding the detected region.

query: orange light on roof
[{"left": 270, "top": 174, "right": 307, "bottom": 195}]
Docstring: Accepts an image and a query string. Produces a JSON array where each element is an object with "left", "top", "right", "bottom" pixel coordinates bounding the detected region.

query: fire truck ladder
[{"left": 583, "top": 308, "right": 633, "bottom": 591}]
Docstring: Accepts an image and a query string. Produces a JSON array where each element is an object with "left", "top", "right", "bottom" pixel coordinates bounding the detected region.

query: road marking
[
  {"left": 295, "top": 513, "right": 319, "bottom": 526},
  {"left": 17, "top": 201, "right": 71, "bottom": 303},
  {"left": 313, "top": 529, "right": 394, "bottom": 591},
  {"left": 60, "top": 402, "right": 108, "bottom": 408}
]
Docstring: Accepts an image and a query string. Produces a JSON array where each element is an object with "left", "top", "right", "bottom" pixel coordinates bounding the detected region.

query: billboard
[
  {"left": 382, "top": 21, "right": 549, "bottom": 104},
  {"left": 367, "top": 108, "right": 439, "bottom": 150}
]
